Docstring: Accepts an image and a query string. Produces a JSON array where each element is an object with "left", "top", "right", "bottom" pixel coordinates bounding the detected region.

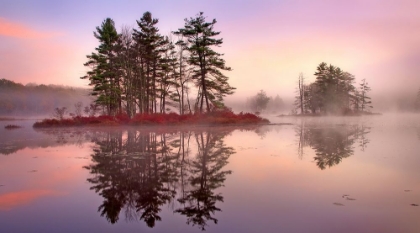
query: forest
[
  {"left": 82, "top": 11, "right": 234, "bottom": 117},
  {"left": 0, "top": 78, "right": 92, "bottom": 116}
]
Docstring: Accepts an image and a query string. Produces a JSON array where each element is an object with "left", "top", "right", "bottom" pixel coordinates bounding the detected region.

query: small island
[
  {"left": 289, "top": 63, "right": 376, "bottom": 116},
  {"left": 33, "top": 110, "right": 268, "bottom": 127},
  {"left": 33, "top": 12, "right": 269, "bottom": 128},
  {"left": 29, "top": 12, "right": 387, "bottom": 128}
]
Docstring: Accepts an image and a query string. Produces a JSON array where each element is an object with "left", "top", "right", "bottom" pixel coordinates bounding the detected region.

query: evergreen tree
[
  {"left": 249, "top": 90, "right": 270, "bottom": 112},
  {"left": 80, "top": 12, "right": 236, "bottom": 117},
  {"left": 268, "top": 94, "right": 284, "bottom": 112},
  {"left": 174, "top": 12, "right": 235, "bottom": 113},
  {"left": 313, "top": 62, "right": 355, "bottom": 114},
  {"left": 81, "top": 18, "right": 121, "bottom": 115},
  {"left": 132, "top": 11, "right": 167, "bottom": 113}
]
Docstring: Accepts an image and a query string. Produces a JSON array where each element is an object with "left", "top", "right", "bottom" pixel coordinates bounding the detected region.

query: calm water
[{"left": 0, "top": 114, "right": 419, "bottom": 233}]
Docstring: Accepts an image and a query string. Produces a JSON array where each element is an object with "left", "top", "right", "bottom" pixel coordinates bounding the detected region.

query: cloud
[
  {"left": 0, "top": 17, "right": 62, "bottom": 39},
  {"left": 0, "top": 26, "right": 87, "bottom": 87}
]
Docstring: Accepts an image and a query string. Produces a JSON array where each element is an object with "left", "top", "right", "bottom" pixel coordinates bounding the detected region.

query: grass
[{"left": 33, "top": 110, "right": 269, "bottom": 128}]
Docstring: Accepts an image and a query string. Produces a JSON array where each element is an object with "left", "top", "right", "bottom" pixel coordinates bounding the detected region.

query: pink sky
[{"left": 1, "top": 0, "right": 419, "bottom": 100}]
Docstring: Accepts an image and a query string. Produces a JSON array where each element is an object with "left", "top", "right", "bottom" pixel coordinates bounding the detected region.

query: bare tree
[
  {"left": 359, "top": 79, "right": 372, "bottom": 112},
  {"left": 118, "top": 25, "right": 136, "bottom": 117},
  {"left": 84, "top": 103, "right": 100, "bottom": 117},
  {"left": 74, "top": 102, "right": 83, "bottom": 117},
  {"left": 295, "top": 73, "right": 305, "bottom": 114},
  {"left": 53, "top": 107, "right": 67, "bottom": 120}
]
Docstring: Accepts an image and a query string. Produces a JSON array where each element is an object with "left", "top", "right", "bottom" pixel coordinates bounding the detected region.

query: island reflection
[
  {"left": 1, "top": 123, "right": 374, "bottom": 230},
  {"left": 296, "top": 123, "right": 371, "bottom": 170},
  {"left": 83, "top": 128, "right": 235, "bottom": 230}
]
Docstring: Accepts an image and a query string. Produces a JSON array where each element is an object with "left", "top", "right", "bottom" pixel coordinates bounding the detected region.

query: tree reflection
[
  {"left": 296, "top": 123, "right": 371, "bottom": 170},
  {"left": 175, "top": 131, "right": 234, "bottom": 230},
  {"left": 85, "top": 130, "right": 177, "bottom": 227},
  {"left": 83, "top": 128, "right": 234, "bottom": 230}
]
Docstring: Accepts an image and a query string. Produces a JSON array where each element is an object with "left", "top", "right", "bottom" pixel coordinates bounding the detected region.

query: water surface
[{"left": 0, "top": 114, "right": 419, "bottom": 232}]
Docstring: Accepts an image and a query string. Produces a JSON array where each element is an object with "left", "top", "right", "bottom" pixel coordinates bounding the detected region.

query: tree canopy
[
  {"left": 81, "top": 12, "right": 235, "bottom": 117},
  {"left": 294, "top": 62, "right": 373, "bottom": 115},
  {"left": 174, "top": 12, "right": 235, "bottom": 113}
]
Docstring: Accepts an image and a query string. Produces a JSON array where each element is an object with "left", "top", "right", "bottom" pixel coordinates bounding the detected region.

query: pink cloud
[
  {"left": 0, "top": 33, "right": 88, "bottom": 87},
  {"left": 0, "top": 17, "right": 62, "bottom": 39}
]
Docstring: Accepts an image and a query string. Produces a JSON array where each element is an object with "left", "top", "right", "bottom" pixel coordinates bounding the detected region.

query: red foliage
[
  {"left": 33, "top": 110, "right": 269, "bottom": 128},
  {"left": 115, "top": 113, "right": 130, "bottom": 124}
]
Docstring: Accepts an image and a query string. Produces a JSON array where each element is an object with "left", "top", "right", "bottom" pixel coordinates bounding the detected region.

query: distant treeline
[
  {"left": 0, "top": 79, "right": 92, "bottom": 116},
  {"left": 245, "top": 90, "right": 285, "bottom": 113}
]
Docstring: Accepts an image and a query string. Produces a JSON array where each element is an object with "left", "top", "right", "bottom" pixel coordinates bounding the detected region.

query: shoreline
[
  {"left": 32, "top": 112, "right": 271, "bottom": 128},
  {"left": 277, "top": 112, "right": 382, "bottom": 117}
]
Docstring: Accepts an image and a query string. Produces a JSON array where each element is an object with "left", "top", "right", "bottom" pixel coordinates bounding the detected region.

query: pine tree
[
  {"left": 132, "top": 12, "right": 166, "bottom": 113},
  {"left": 313, "top": 62, "right": 355, "bottom": 114},
  {"left": 174, "top": 12, "right": 235, "bottom": 113},
  {"left": 249, "top": 90, "right": 270, "bottom": 112},
  {"left": 81, "top": 18, "right": 120, "bottom": 115}
]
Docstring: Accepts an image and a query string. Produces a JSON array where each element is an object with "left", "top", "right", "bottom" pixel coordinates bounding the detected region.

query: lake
[{"left": 0, "top": 114, "right": 419, "bottom": 232}]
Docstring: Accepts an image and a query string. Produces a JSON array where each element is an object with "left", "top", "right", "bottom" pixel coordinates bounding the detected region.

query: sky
[{"left": 1, "top": 0, "right": 420, "bottom": 101}]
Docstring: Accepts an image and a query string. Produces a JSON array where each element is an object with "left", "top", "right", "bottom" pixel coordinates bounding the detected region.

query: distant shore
[
  {"left": 277, "top": 112, "right": 382, "bottom": 117},
  {"left": 0, "top": 117, "right": 26, "bottom": 121}
]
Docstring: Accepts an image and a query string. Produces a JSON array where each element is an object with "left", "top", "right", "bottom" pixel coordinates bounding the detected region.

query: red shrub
[
  {"left": 33, "top": 111, "right": 269, "bottom": 127},
  {"left": 115, "top": 113, "right": 130, "bottom": 124}
]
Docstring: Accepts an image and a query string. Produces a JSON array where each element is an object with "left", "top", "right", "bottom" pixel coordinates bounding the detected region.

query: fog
[
  {"left": 1, "top": 76, "right": 419, "bottom": 118},
  {"left": 0, "top": 80, "right": 94, "bottom": 118},
  {"left": 225, "top": 83, "right": 420, "bottom": 115}
]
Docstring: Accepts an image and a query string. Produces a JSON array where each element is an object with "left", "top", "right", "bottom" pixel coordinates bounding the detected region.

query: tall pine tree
[
  {"left": 174, "top": 12, "right": 235, "bottom": 113},
  {"left": 81, "top": 18, "right": 120, "bottom": 115},
  {"left": 132, "top": 12, "right": 166, "bottom": 113}
]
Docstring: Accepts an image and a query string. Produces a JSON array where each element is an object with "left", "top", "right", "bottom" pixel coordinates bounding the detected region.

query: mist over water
[{"left": 0, "top": 113, "right": 419, "bottom": 232}]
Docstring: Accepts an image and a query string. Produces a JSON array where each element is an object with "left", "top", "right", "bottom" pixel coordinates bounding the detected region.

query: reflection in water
[
  {"left": 296, "top": 123, "right": 371, "bottom": 170},
  {"left": 0, "top": 129, "right": 97, "bottom": 155},
  {"left": 175, "top": 131, "right": 234, "bottom": 230},
  {"left": 83, "top": 129, "right": 235, "bottom": 230},
  {"left": 3, "top": 118, "right": 420, "bottom": 233}
]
